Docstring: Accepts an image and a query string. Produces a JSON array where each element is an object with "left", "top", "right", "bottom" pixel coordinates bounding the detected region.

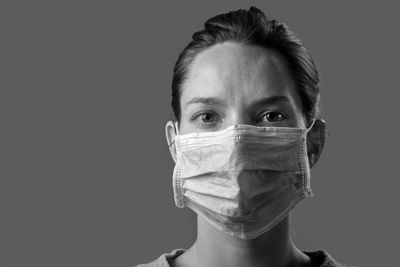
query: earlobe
[
  {"left": 165, "top": 120, "right": 177, "bottom": 163},
  {"left": 307, "top": 119, "right": 326, "bottom": 168}
]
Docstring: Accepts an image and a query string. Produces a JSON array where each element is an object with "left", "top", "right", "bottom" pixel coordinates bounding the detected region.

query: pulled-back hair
[{"left": 171, "top": 6, "right": 320, "bottom": 126}]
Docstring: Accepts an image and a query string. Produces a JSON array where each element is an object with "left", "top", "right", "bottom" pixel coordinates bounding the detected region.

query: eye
[
  {"left": 192, "top": 111, "right": 220, "bottom": 124},
  {"left": 259, "top": 111, "right": 287, "bottom": 123}
]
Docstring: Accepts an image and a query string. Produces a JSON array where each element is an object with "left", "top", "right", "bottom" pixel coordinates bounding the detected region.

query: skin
[{"left": 165, "top": 41, "right": 325, "bottom": 267}]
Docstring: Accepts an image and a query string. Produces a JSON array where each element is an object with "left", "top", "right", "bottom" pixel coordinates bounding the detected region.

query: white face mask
[{"left": 170, "top": 121, "right": 315, "bottom": 239}]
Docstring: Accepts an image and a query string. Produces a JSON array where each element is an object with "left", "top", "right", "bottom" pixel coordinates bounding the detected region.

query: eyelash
[
  {"left": 192, "top": 111, "right": 220, "bottom": 124},
  {"left": 258, "top": 111, "right": 288, "bottom": 123},
  {"left": 191, "top": 110, "right": 288, "bottom": 124}
]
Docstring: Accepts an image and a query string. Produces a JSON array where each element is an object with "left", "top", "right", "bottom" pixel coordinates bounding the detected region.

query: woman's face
[{"left": 178, "top": 41, "right": 306, "bottom": 135}]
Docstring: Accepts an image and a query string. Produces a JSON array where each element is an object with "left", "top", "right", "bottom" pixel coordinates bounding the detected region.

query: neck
[{"left": 181, "top": 215, "right": 311, "bottom": 267}]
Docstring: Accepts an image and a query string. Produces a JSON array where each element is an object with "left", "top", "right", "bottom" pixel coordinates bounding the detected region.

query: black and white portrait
[{"left": 1, "top": 2, "right": 399, "bottom": 267}]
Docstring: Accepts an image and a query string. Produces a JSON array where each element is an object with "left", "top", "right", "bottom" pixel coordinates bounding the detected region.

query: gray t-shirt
[{"left": 136, "top": 248, "right": 353, "bottom": 267}]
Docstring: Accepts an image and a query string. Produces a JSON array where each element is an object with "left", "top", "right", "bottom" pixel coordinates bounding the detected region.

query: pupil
[{"left": 269, "top": 113, "right": 280, "bottom": 121}]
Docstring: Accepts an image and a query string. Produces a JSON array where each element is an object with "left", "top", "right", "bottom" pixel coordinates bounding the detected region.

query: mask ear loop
[
  {"left": 305, "top": 119, "right": 316, "bottom": 134},
  {"left": 168, "top": 121, "right": 179, "bottom": 148},
  {"left": 168, "top": 140, "right": 175, "bottom": 148}
]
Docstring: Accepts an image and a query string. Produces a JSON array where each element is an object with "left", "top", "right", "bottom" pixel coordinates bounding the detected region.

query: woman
[{"left": 138, "top": 6, "right": 351, "bottom": 267}]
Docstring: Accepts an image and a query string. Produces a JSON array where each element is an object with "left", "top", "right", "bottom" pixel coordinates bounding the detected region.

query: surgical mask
[{"left": 170, "top": 121, "right": 315, "bottom": 239}]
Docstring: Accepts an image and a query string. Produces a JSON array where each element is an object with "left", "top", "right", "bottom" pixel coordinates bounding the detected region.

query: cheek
[
  {"left": 295, "top": 112, "right": 307, "bottom": 128},
  {"left": 284, "top": 105, "right": 306, "bottom": 128},
  {"left": 178, "top": 111, "right": 198, "bottom": 135},
  {"left": 290, "top": 98, "right": 307, "bottom": 128},
  {"left": 289, "top": 108, "right": 306, "bottom": 127}
]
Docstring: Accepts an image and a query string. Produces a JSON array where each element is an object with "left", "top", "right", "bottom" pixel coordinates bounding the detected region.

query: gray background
[{"left": 1, "top": 1, "right": 399, "bottom": 267}]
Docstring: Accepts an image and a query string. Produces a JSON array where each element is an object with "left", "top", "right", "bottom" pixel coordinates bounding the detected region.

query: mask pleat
[{"left": 172, "top": 124, "right": 312, "bottom": 239}]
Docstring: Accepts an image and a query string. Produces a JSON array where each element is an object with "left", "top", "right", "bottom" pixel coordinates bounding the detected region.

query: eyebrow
[
  {"left": 185, "top": 95, "right": 291, "bottom": 108},
  {"left": 185, "top": 97, "right": 226, "bottom": 107},
  {"left": 252, "top": 95, "right": 292, "bottom": 108}
]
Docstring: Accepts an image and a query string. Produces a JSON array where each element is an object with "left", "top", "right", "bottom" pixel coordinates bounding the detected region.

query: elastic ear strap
[
  {"left": 168, "top": 140, "right": 175, "bottom": 148},
  {"left": 168, "top": 121, "right": 179, "bottom": 147},
  {"left": 305, "top": 119, "right": 316, "bottom": 133}
]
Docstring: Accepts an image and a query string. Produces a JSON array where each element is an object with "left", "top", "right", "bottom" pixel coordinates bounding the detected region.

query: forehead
[{"left": 180, "top": 41, "right": 302, "bottom": 111}]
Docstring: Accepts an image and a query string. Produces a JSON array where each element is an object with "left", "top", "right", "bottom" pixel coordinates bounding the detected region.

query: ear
[
  {"left": 307, "top": 119, "right": 326, "bottom": 168},
  {"left": 165, "top": 120, "right": 177, "bottom": 163}
]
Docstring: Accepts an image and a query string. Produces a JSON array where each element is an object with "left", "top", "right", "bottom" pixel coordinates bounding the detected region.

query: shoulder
[
  {"left": 303, "top": 250, "right": 354, "bottom": 267},
  {"left": 135, "top": 248, "right": 186, "bottom": 267},
  {"left": 135, "top": 248, "right": 353, "bottom": 267}
]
